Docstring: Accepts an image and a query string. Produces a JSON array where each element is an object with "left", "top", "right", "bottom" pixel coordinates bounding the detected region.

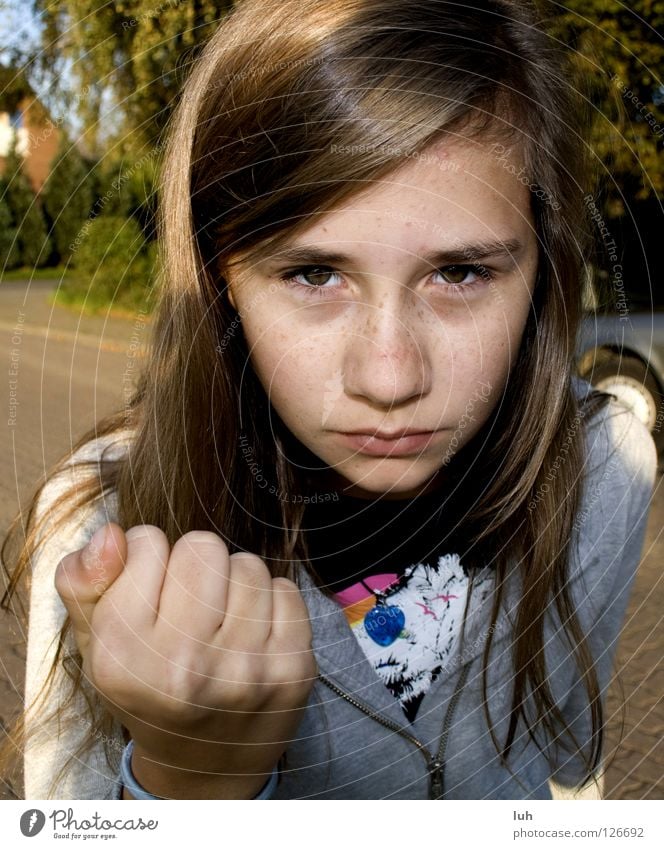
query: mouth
[
  {"left": 337, "top": 430, "right": 441, "bottom": 456},
  {"left": 345, "top": 428, "right": 435, "bottom": 439}
]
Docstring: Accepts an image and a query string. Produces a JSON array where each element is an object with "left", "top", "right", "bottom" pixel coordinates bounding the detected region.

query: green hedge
[{"left": 62, "top": 214, "right": 157, "bottom": 313}]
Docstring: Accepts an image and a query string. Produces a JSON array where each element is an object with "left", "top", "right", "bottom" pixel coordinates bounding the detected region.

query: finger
[
  {"left": 104, "top": 525, "right": 171, "bottom": 626},
  {"left": 54, "top": 522, "right": 127, "bottom": 653},
  {"left": 221, "top": 552, "right": 273, "bottom": 648},
  {"left": 156, "top": 531, "right": 231, "bottom": 640},
  {"left": 269, "top": 577, "right": 314, "bottom": 653}
]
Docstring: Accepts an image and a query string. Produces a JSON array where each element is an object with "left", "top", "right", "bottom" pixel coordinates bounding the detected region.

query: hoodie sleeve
[
  {"left": 23, "top": 437, "right": 127, "bottom": 800},
  {"left": 547, "top": 400, "right": 658, "bottom": 789}
]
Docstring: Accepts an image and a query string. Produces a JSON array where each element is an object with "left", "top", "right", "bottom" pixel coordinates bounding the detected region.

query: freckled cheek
[
  {"left": 495, "top": 309, "right": 532, "bottom": 393},
  {"left": 443, "top": 310, "right": 524, "bottom": 395},
  {"left": 234, "top": 311, "right": 285, "bottom": 392},
  {"left": 242, "top": 316, "right": 337, "bottom": 407},
  {"left": 245, "top": 338, "right": 293, "bottom": 397}
]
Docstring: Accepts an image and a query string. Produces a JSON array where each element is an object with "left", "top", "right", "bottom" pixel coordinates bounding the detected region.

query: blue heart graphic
[{"left": 363, "top": 604, "right": 405, "bottom": 646}]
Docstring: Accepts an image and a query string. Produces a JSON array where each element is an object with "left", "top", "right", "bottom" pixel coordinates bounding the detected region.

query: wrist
[{"left": 120, "top": 740, "right": 279, "bottom": 800}]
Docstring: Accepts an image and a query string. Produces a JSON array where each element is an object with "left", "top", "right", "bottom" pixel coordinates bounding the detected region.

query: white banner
[{"left": 1, "top": 799, "right": 663, "bottom": 848}]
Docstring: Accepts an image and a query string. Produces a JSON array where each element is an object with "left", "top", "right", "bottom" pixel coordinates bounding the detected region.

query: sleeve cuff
[{"left": 119, "top": 739, "right": 279, "bottom": 800}]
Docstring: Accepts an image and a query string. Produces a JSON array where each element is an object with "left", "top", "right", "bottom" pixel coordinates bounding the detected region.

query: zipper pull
[{"left": 428, "top": 758, "right": 444, "bottom": 799}]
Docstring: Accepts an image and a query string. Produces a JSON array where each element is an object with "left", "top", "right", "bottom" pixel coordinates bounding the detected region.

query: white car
[{"left": 576, "top": 311, "right": 664, "bottom": 457}]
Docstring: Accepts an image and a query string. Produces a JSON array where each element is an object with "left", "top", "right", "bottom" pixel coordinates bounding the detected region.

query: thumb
[{"left": 54, "top": 522, "right": 128, "bottom": 654}]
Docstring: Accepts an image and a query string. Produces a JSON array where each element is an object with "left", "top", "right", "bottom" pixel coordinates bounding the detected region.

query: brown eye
[
  {"left": 280, "top": 265, "right": 340, "bottom": 290},
  {"left": 439, "top": 265, "right": 471, "bottom": 285},
  {"left": 301, "top": 268, "right": 334, "bottom": 287}
]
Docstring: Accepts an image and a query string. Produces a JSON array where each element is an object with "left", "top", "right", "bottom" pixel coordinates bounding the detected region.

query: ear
[
  {"left": 221, "top": 269, "right": 237, "bottom": 312},
  {"left": 218, "top": 262, "right": 237, "bottom": 311}
]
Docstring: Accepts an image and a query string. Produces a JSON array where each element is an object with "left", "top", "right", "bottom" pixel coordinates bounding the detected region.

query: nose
[{"left": 341, "top": 291, "right": 432, "bottom": 408}]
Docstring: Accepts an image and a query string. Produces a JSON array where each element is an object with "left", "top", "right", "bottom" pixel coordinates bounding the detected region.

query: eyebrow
[{"left": 256, "top": 238, "right": 525, "bottom": 268}]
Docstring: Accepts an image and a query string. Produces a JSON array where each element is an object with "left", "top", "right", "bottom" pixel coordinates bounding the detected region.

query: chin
[{"left": 337, "top": 467, "right": 445, "bottom": 500}]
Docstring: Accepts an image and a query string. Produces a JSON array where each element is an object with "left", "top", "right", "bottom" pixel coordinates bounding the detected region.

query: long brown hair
[{"left": 2, "top": 0, "right": 615, "bottom": 796}]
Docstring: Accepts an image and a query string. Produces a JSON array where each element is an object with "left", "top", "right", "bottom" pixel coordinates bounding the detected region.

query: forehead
[
  {"left": 228, "top": 135, "right": 535, "bottom": 275},
  {"left": 318, "top": 137, "right": 532, "bottom": 238}
]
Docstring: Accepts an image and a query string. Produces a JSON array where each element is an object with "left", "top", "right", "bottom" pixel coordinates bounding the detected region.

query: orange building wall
[{"left": 0, "top": 96, "right": 60, "bottom": 194}]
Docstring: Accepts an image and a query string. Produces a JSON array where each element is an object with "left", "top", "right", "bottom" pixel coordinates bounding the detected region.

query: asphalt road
[
  {"left": 0, "top": 280, "right": 661, "bottom": 800},
  {"left": 0, "top": 279, "right": 149, "bottom": 800}
]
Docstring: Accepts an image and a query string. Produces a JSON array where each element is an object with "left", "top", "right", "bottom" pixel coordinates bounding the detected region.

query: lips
[
  {"left": 345, "top": 429, "right": 434, "bottom": 440},
  {"left": 338, "top": 430, "right": 440, "bottom": 456}
]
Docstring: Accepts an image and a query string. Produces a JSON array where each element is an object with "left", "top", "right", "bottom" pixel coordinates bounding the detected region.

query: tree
[
  {"left": 543, "top": 0, "right": 664, "bottom": 215},
  {"left": 541, "top": 1, "right": 664, "bottom": 306},
  {"left": 0, "top": 187, "right": 21, "bottom": 270},
  {"left": 3, "top": 142, "right": 52, "bottom": 268},
  {"left": 0, "top": 63, "right": 47, "bottom": 122},
  {"left": 29, "top": 0, "right": 234, "bottom": 158},
  {"left": 41, "top": 134, "right": 95, "bottom": 264},
  {"left": 67, "top": 213, "right": 157, "bottom": 312}
]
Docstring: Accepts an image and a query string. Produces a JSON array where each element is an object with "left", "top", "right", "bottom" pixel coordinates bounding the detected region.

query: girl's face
[{"left": 225, "top": 138, "right": 538, "bottom": 500}]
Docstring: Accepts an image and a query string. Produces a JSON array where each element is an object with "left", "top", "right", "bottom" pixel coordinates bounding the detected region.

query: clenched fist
[{"left": 54, "top": 523, "right": 317, "bottom": 798}]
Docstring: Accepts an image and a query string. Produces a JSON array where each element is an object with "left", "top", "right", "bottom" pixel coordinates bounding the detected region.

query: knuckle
[
  {"left": 233, "top": 559, "right": 269, "bottom": 592},
  {"left": 228, "top": 558, "right": 271, "bottom": 608},
  {"left": 124, "top": 524, "right": 167, "bottom": 545},
  {"left": 170, "top": 531, "right": 230, "bottom": 567},
  {"left": 124, "top": 525, "right": 170, "bottom": 566},
  {"left": 225, "top": 649, "right": 263, "bottom": 690},
  {"left": 177, "top": 529, "right": 227, "bottom": 550},
  {"left": 272, "top": 578, "right": 309, "bottom": 620},
  {"left": 220, "top": 681, "right": 252, "bottom": 710},
  {"left": 266, "top": 654, "right": 297, "bottom": 685},
  {"left": 271, "top": 576, "right": 298, "bottom": 592},
  {"left": 272, "top": 576, "right": 307, "bottom": 610},
  {"left": 161, "top": 659, "right": 204, "bottom": 709},
  {"left": 229, "top": 551, "right": 269, "bottom": 573},
  {"left": 125, "top": 525, "right": 170, "bottom": 566},
  {"left": 214, "top": 668, "right": 260, "bottom": 710}
]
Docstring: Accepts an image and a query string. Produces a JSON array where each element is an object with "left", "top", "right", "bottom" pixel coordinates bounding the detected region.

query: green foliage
[
  {"left": 2, "top": 143, "right": 52, "bottom": 267},
  {"left": 0, "top": 190, "right": 21, "bottom": 270},
  {"left": 66, "top": 214, "right": 157, "bottom": 312},
  {"left": 41, "top": 134, "right": 96, "bottom": 263},
  {"left": 542, "top": 0, "right": 664, "bottom": 215},
  {"left": 0, "top": 63, "right": 40, "bottom": 117},
  {"left": 91, "top": 142, "right": 163, "bottom": 237},
  {"left": 16, "top": 0, "right": 662, "bottom": 307},
  {"left": 28, "top": 1, "right": 663, "bottom": 209},
  {"left": 30, "top": 0, "right": 234, "bottom": 157}
]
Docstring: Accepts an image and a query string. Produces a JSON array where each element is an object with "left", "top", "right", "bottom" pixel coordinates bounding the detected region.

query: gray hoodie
[{"left": 23, "top": 379, "right": 658, "bottom": 799}]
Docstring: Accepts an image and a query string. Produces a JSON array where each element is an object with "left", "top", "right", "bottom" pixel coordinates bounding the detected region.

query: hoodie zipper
[{"left": 318, "top": 662, "right": 470, "bottom": 799}]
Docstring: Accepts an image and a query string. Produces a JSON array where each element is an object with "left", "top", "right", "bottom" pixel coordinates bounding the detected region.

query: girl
[{"left": 1, "top": 0, "right": 658, "bottom": 801}]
